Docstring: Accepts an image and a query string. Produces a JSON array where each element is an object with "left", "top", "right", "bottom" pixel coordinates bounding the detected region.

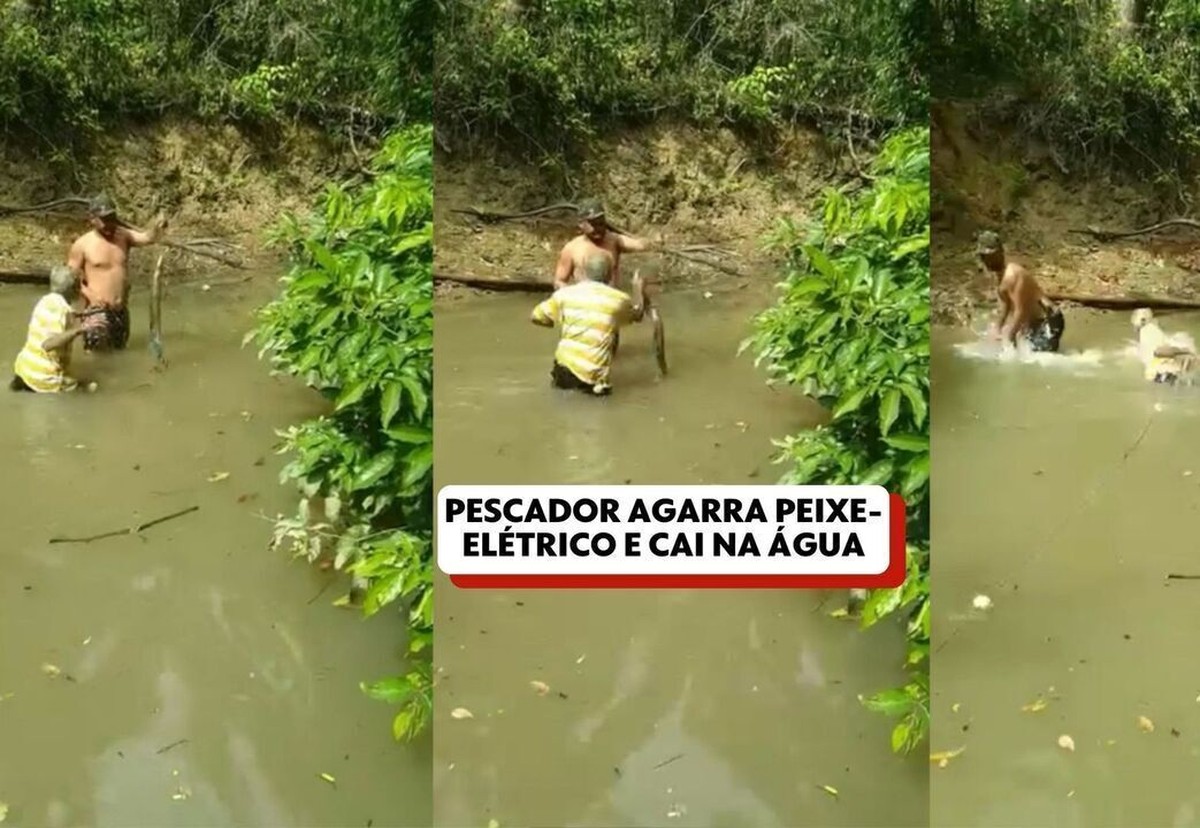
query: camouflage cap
[
  {"left": 577, "top": 199, "right": 605, "bottom": 221},
  {"left": 88, "top": 193, "right": 117, "bottom": 218},
  {"left": 975, "top": 230, "right": 1002, "bottom": 256}
]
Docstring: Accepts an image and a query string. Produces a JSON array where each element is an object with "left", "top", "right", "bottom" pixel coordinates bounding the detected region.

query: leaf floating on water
[
  {"left": 530, "top": 680, "right": 550, "bottom": 696},
  {"left": 487, "top": 820, "right": 500, "bottom": 828},
  {"left": 575, "top": 655, "right": 586, "bottom": 665},
  {"left": 930, "top": 746, "right": 965, "bottom": 768},
  {"left": 1057, "top": 734, "right": 1076, "bottom": 752},
  {"left": 828, "top": 608, "right": 849, "bottom": 619},
  {"left": 819, "top": 784, "right": 839, "bottom": 798},
  {"left": 319, "top": 773, "right": 336, "bottom": 785},
  {"left": 1137, "top": 715, "right": 1155, "bottom": 733},
  {"left": 1021, "top": 698, "right": 1048, "bottom": 713},
  {"left": 951, "top": 703, "right": 961, "bottom": 714},
  {"left": 0, "top": 801, "right": 8, "bottom": 822},
  {"left": 41, "top": 663, "right": 61, "bottom": 678},
  {"left": 450, "top": 707, "right": 474, "bottom": 720},
  {"left": 207, "top": 472, "right": 230, "bottom": 483}
]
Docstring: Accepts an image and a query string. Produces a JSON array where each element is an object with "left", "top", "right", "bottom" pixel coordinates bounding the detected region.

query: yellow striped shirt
[
  {"left": 533, "top": 281, "right": 634, "bottom": 387},
  {"left": 14, "top": 293, "right": 77, "bottom": 393}
]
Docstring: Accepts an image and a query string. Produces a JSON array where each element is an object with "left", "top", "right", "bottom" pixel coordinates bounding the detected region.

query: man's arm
[
  {"left": 67, "top": 239, "right": 94, "bottom": 304},
  {"left": 123, "top": 213, "right": 169, "bottom": 247},
  {"left": 552, "top": 245, "right": 574, "bottom": 290},
  {"left": 42, "top": 325, "right": 84, "bottom": 352},
  {"left": 531, "top": 296, "right": 559, "bottom": 328},
  {"left": 617, "top": 233, "right": 657, "bottom": 254}
]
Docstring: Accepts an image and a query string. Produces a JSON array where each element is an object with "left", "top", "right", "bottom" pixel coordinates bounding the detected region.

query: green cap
[
  {"left": 578, "top": 199, "right": 605, "bottom": 221},
  {"left": 976, "top": 230, "right": 1002, "bottom": 256},
  {"left": 89, "top": 193, "right": 117, "bottom": 218}
]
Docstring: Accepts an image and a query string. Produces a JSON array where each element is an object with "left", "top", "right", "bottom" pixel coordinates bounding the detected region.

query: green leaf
[
  {"left": 883, "top": 434, "right": 928, "bottom": 452},
  {"left": 381, "top": 382, "right": 402, "bottom": 428},
  {"left": 353, "top": 451, "right": 396, "bottom": 490},
  {"left": 862, "top": 687, "right": 912, "bottom": 717},
  {"left": 891, "top": 720, "right": 912, "bottom": 753},
  {"left": 899, "top": 384, "right": 928, "bottom": 428},
  {"left": 336, "top": 380, "right": 371, "bottom": 411},
  {"left": 879, "top": 388, "right": 901, "bottom": 436},
  {"left": 858, "top": 458, "right": 895, "bottom": 486},
  {"left": 832, "top": 387, "right": 869, "bottom": 419},
  {"left": 402, "top": 444, "right": 433, "bottom": 488}
]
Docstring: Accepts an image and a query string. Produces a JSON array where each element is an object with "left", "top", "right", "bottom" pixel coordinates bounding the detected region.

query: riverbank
[
  {"left": 434, "top": 122, "right": 857, "bottom": 298},
  {"left": 931, "top": 102, "right": 1200, "bottom": 326}
]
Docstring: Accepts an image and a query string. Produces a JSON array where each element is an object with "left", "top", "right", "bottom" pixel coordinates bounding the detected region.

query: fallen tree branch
[
  {"left": 0, "top": 268, "right": 50, "bottom": 285},
  {"left": 1070, "top": 219, "right": 1200, "bottom": 243},
  {"left": 0, "top": 197, "right": 245, "bottom": 267},
  {"left": 1047, "top": 292, "right": 1200, "bottom": 311},
  {"left": 48, "top": 505, "right": 199, "bottom": 544},
  {"left": 435, "top": 273, "right": 553, "bottom": 292},
  {"left": 451, "top": 202, "right": 579, "bottom": 224}
]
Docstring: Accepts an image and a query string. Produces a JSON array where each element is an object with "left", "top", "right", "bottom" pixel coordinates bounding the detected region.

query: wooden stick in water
[
  {"left": 149, "top": 253, "right": 165, "bottom": 366},
  {"left": 48, "top": 505, "right": 199, "bottom": 544}
]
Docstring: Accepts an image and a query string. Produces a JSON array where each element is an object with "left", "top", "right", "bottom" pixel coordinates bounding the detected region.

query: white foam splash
[{"left": 953, "top": 339, "right": 1105, "bottom": 371}]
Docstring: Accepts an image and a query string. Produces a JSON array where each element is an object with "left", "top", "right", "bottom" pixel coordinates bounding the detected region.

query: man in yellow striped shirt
[
  {"left": 10, "top": 266, "right": 90, "bottom": 393},
  {"left": 532, "top": 253, "right": 646, "bottom": 395}
]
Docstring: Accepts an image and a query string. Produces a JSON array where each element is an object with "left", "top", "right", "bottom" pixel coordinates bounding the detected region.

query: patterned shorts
[{"left": 83, "top": 305, "right": 131, "bottom": 352}]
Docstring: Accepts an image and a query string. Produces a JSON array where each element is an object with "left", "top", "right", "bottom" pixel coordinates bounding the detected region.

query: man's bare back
[{"left": 977, "top": 230, "right": 1064, "bottom": 352}]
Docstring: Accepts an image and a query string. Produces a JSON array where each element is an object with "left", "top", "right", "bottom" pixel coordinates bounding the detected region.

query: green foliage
[
  {"left": 253, "top": 125, "right": 434, "bottom": 740},
  {"left": 437, "top": 0, "right": 928, "bottom": 157},
  {"left": 934, "top": 0, "right": 1200, "bottom": 187},
  {"left": 748, "top": 127, "right": 930, "bottom": 754},
  {"left": 0, "top": 0, "right": 431, "bottom": 147}
]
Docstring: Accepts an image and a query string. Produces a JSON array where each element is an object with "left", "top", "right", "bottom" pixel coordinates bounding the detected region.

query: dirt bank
[
  {"left": 0, "top": 120, "right": 356, "bottom": 287},
  {"left": 932, "top": 102, "right": 1200, "bottom": 325},
  {"left": 435, "top": 122, "right": 845, "bottom": 298}
]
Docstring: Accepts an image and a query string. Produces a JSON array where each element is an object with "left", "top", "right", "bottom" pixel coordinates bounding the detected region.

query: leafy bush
[
  {"left": 437, "top": 0, "right": 928, "bottom": 157},
  {"left": 252, "top": 124, "right": 434, "bottom": 740},
  {"left": 934, "top": 0, "right": 1200, "bottom": 187},
  {"left": 747, "top": 127, "right": 930, "bottom": 753},
  {"left": 0, "top": 0, "right": 431, "bottom": 146}
]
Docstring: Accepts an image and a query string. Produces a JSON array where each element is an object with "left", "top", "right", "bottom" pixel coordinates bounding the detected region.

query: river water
[
  {"left": 0, "top": 277, "right": 430, "bottom": 826},
  {"left": 931, "top": 309, "right": 1200, "bottom": 827},
  {"left": 433, "top": 288, "right": 929, "bottom": 827}
]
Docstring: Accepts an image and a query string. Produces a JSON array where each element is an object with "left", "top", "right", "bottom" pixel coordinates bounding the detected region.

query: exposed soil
[
  {"left": 434, "top": 122, "right": 842, "bottom": 299},
  {"left": 0, "top": 119, "right": 354, "bottom": 287},
  {"left": 931, "top": 101, "right": 1200, "bottom": 324},
  {"left": 932, "top": 102, "right": 1200, "bottom": 325}
]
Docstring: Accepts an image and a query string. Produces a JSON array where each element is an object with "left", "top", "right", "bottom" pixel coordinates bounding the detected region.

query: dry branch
[
  {"left": 1070, "top": 219, "right": 1200, "bottom": 243},
  {"left": 1047, "top": 292, "right": 1200, "bottom": 311},
  {"left": 0, "top": 268, "right": 50, "bottom": 285},
  {"left": 0, "top": 197, "right": 245, "bottom": 268}
]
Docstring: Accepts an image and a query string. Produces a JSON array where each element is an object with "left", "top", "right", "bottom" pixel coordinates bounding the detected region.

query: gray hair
[
  {"left": 49, "top": 265, "right": 78, "bottom": 296},
  {"left": 581, "top": 252, "right": 611, "bottom": 282}
]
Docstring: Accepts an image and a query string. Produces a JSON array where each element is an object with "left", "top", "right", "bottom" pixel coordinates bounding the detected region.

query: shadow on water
[
  {"left": 0, "top": 279, "right": 430, "bottom": 827},
  {"left": 932, "top": 309, "right": 1200, "bottom": 828},
  {"left": 433, "top": 288, "right": 929, "bottom": 827}
]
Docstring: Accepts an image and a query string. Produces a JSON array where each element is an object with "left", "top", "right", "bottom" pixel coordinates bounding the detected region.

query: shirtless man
[
  {"left": 67, "top": 194, "right": 168, "bottom": 351},
  {"left": 553, "top": 199, "right": 657, "bottom": 291},
  {"left": 977, "top": 230, "right": 1064, "bottom": 353}
]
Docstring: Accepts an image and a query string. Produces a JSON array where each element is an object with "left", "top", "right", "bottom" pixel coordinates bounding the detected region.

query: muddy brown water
[
  {"left": 0, "top": 278, "right": 430, "bottom": 827},
  {"left": 433, "top": 288, "right": 929, "bottom": 827},
  {"left": 932, "top": 310, "right": 1200, "bottom": 827}
]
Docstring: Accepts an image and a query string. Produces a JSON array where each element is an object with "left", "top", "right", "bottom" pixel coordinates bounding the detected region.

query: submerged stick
[
  {"left": 149, "top": 253, "right": 165, "bottom": 366},
  {"left": 0, "top": 268, "right": 51, "bottom": 285},
  {"left": 1046, "top": 292, "right": 1200, "bottom": 311},
  {"left": 48, "top": 505, "right": 199, "bottom": 544},
  {"left": 1166, "top": 574, "right": 1200, "bottom": 580}
]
